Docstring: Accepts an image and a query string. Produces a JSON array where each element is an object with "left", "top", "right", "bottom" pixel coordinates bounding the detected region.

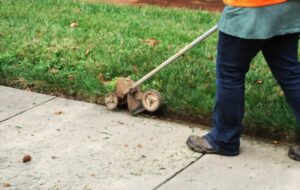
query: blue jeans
[{"left": 206, "top": 31, "right": 300, "bottom": 154}]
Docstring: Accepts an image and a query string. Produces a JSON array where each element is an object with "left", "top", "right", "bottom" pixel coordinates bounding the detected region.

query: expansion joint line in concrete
[
  {"left": 152, "top": 154, "right": 204, "bottom": 190},
  {"left": 0, "top": 96, "right": 57, "bottom": 123}
]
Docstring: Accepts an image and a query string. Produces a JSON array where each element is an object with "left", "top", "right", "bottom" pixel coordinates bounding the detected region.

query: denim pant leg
[
  {"left": 205, "top": 32, "right": 264, "bottom": 153},
  {"left": 262, "top": 34, "right": 300, "bottom": 124}
]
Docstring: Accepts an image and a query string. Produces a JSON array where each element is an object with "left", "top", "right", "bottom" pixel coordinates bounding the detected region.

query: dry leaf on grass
[
  {"left": 207, "top": 55, "right": 214, "bottom": 61},
  {"left": 255, "top": 79, "right": 263, "bottom": 84},
  {"left": 50, "top": 68, "right": 59, "bottom": 74},
  {"left": 133, "top": 65, "right": 138, "bottom": 74},
  {"left": 68, "top": 74, "right": 75, "bottom": 81},
  {"left": 98, "top": 73, "right": 110, "bottom": 85},
  {"left": 144, "top": 38, "right": 159, "bottom": 46},
  {"left": 70, "top": 21, "right": 78, "bottom": 28},
  {"left": 85, "top": 48, "right": 92, "bottom": 56}
]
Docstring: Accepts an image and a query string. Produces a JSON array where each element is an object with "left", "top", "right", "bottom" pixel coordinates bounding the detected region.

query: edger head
[{"left": 104, "top": 77, "right": 162, "bottom": 115}]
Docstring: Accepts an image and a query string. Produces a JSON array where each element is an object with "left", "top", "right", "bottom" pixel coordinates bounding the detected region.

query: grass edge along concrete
[{"left": 0, "top": 0, "right": 298, "bottom": 140}]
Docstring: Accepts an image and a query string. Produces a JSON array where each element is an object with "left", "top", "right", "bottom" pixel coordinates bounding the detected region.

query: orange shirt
[{"left": 223, "top": 0, "right": 287, "bottom": 7}]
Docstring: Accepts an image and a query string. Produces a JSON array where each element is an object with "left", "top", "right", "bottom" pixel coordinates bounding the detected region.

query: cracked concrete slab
[
  {"left": 0, "top": 86, "right": 54, "bottom": 122},
  {"left": 0, "top": 91, "right": 205, "bottom": 190},
  {"left": 159, "top": 139, "right": 300, "bottom": 190},
  {"left": 2, "top": 86, "right": 299, "bottom": 190}
]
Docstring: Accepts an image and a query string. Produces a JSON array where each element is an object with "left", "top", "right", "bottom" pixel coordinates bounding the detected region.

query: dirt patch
[{"left": 90, "top": 0, "right": 224, "bottom": 12}]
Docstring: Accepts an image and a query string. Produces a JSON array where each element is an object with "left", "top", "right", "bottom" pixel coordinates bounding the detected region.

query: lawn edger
[{"left": 104, "top": 25, "right": 218, "bottom": 115}]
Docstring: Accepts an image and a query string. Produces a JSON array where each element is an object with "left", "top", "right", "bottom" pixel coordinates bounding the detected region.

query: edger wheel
[
  {"left": 142, "top": 89, "right": 162, "bottom": 112},
  {"left": 105, "top": 93, "right": 119, "bottom": 110}
]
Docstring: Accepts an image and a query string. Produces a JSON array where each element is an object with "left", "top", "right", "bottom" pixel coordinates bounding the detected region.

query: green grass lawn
[{"left": 0, "top": 0, "right": 299, "bottom": 139}]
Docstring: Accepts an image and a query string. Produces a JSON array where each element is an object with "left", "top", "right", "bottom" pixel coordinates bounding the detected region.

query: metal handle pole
[{"left": 130, "top": 25, "right": 218, "bottom": 90}]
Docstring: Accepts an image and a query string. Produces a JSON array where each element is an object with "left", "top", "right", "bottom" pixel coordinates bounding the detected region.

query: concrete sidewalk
[{"left": 0, "top": 86, "right": 299, "bottom": 190}]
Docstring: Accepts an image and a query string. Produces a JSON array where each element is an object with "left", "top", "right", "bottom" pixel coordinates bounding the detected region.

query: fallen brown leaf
[
  {"left": 137, "top": 144, "right": 143, "bottom": 148},
  {"left": 85, "top": 48, "right": 92, "bottom": 56},
  {"left": 70, "top": 21, "right": 78, "bottom": 28},
  {"left": 133, "top": 65, "right": 138, "bottom": 74},
  {"left": 98, "top": 73, "right": 110, "bottom": 85},
  {"left": 144, "top": 38, "right": 159, "bottom": 47},
  {"left": 207, "top": 55, "right": 214, "bottom": 61},
  {"left": 50, "top": 68, "right": 59, "bottom": 74},
  {"left": 68, "top": 75, "right": 75, "bottom": 81},
  {"left": 255, "top": 80, "right": 263, "bottom": 84},
  {"left": 23, "top": 154, "right": 31, "bottom": 163},
  {"left": 272, "top": 140, "right": 279, "bottom": 145},
  {"left": 54, "top": 111, "right": 63, "bottom": 115},
  {"left": 3, "top": 182, "right": 11, "bottom": 187}
]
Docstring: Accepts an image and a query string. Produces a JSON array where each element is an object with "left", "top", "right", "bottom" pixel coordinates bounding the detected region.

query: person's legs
[
  {"left": 187, "top": 31, "right": 264, "bottom": 155},
  {"left": 262, "top": 33, "right": 300, "bottom": 123},
  {"left": 206, "top": 32, "right": 264, "bottom": 154},
  {"left": 262, "top": 33, "right": 300, "bottom": 161}
]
